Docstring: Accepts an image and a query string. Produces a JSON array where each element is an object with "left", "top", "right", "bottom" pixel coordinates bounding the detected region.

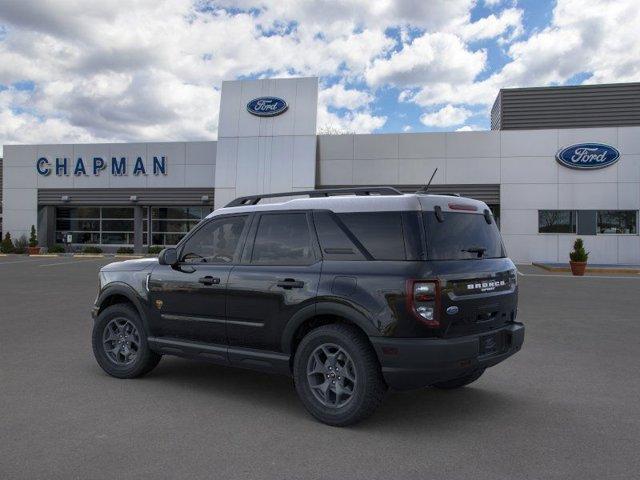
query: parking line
[
  {"left": 39, "top": 259, "right": 106, "bottom": 267},
  {"left": 0, "top": 258, "right": 54, "bottom": 265}
]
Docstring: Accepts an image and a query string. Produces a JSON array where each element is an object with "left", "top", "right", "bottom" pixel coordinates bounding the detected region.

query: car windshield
[{"left": 423, "top": 211, "right": 505, "bottom": 260}]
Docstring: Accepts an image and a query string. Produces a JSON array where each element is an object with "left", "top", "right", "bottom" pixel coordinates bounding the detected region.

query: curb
[{"left": 532, "top": 262, "right": 640, "bottom": 275}]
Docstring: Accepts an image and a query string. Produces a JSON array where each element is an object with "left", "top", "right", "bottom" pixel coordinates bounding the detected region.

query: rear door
[
  {"left": 226, "top": 211, "right": 321, "bottom": 352},
  {"left": 147, "top": 214, "right": 250, "bottom": 345}
]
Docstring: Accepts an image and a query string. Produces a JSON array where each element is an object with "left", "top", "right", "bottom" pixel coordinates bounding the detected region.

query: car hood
[{"left": 100, "top": 257, "right": 158, "bottom": 272}]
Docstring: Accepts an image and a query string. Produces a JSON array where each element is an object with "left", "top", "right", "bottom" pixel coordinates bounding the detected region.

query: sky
[{"left": 0, "top": 0, "right": 639, "bottom": 154}]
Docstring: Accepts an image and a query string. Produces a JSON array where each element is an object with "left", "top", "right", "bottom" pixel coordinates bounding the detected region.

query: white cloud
[
  {"left": 420, "top": 105, "right": 472, "bottom": 127},
  {"left": 458, "top": 7, "right": 523, "bottom": 42},
  {"left": 405, "top": 0, "right": 640, "bottom": 109},
  {"left": 402, "top": 125, "right": 412, "bottom": 132},
  {"left": 366, "top": 32, "right": 486, "bottom": 88},
  {"left": 0, "top": 0, "right": 639, "bottom": 150},
  {"left": 456, "top": 124, "right": 483, "bottom": 131},
  {"left": 317, "top": 107, "right": 387, "bottom": 134},
  {"left": 319, "top": 84, "right": 373, "bottom": 110}
]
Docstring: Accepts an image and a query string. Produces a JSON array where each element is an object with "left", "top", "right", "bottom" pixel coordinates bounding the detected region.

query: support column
[
  {"left": 133, "top": 206, "right": 144, "bottom": 254},
  {"left": 37, "top": 206, "right": 56, "bottom": 248}
]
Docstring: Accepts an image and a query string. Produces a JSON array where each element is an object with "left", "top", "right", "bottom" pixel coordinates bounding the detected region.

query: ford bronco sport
[{"left": 91, "top": 187, "right": 524, "bottom": 426}]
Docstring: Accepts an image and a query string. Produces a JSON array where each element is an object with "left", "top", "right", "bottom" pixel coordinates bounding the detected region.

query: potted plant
[
  {"left": 569, "top": 238, "right": 589, "bottom": 276},
  {"left": 13, "top": 235, "right": 28, "bottom": 254},
  {"left": 28, "top": 225, "right": 40, "bottom": 255},
  {"left": 1, "top": 232, "right": 14, "bottom": 253}
]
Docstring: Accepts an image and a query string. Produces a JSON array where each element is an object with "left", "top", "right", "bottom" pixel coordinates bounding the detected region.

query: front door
[
  {"left": 226, "top": 211, "right": 321, "bottom": 352},
  {"left": 148, "top": 214, "right": 250, "bottom": 345}
]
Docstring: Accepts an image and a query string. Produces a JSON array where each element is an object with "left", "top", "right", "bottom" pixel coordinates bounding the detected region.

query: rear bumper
[{"left": 370, "top": 323, "right": 524, "bottom": 390}]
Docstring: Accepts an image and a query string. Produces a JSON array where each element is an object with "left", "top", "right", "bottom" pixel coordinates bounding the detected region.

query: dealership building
[{"left": 1, "top": 78, "right": 639, "bottom": 264}]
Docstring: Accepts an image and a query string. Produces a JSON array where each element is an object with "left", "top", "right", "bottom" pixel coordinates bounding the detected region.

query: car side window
[
  {"left": 180, "top": 215, "right": 248, "bottom": 264},
  {"left": 337, "top": 212, "right": 407, "bottom": 260},
  {"left": 251, "top": 213, "right": 314, "bottom": 265}
]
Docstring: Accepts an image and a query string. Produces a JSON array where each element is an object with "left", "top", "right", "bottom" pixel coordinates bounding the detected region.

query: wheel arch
[
  {"left": 96, "top": 283, "right": 150, "bottom": 333},
  {"left": 281, "top": 302, "right": 380, "bottom": 356}
]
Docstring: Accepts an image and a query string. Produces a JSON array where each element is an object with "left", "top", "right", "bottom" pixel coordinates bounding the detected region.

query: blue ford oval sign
[
  {"left": 556, "top": 143, "right": 620, "bottom": 170},
  {"left": 246, "top": 97, "right": 288, "bottom": 117}
]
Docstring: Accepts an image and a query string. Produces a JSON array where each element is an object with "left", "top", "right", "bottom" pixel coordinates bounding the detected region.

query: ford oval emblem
[
  {"left": 246, "top": 97, "right": 288, "bottom": 117},
  {"left": 446, "top": 306, "right": 459, "bottom": 315},
  {"left": 556, "top": 143, "right": 620, "bottom": 170}
]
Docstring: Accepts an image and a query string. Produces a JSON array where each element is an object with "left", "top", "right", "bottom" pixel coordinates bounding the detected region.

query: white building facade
[{"left": 2, "top": 76, "right": 639, "bottom": 264}]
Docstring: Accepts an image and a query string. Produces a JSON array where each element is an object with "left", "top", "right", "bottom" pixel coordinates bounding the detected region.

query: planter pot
[
  {"left": 27, "top": 246, "right": 41, "bottom": 255},
  {"left": 569, "top": 261, "right": 587, "bottom": 276}
]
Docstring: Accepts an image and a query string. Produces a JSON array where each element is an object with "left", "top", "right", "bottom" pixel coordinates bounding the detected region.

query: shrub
[
  {"left": 13, "top": 235, "right": 28, "bottom": 254},
  {"left": 1, "top": 233, "right": 15, "bottom": 253},
  {"left": 29, "top": 225, "right": 38, "bottom": 247},
  {"left": 117, "top": 247, "right": 135, "bottom": 254},
  {"left": 148, "top": 245, "right": 164, "bottom": 254},
  {"left": 83, "top": 246, "right": 103, "bottom": 254},
  {"left": 48, "top": 244, "right": 66, "bottom": 253},
  {"left": 569, "top": 238, "right": 589, "bottom": 262}
]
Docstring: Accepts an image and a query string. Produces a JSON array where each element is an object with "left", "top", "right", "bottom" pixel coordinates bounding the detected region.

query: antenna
[{"left": 418, "top": 168, "right": 438, "bottom": 193}]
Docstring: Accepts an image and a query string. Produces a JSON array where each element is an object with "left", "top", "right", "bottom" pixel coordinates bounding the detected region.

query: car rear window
[{"left": 423, "top": 211, "right": 505, "bottom": 260}]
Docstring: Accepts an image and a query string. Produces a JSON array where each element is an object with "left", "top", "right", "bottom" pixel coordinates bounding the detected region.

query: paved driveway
[{"left": 1, "top": 256, "right": 639, "bottom": 479}]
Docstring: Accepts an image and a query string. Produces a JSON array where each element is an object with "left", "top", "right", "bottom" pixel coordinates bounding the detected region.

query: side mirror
[{"left": 158, "top": 247, "right": 178, "bottom": 266}]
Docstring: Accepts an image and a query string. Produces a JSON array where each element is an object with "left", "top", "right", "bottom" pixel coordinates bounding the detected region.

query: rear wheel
[
  {"left": 92, "top": 304, "right": 161, "bottom": 379},
  {"left": 293, "top": 324, "right": 387, "bottom": 426},
  {"left": 432, "top": 368, "right": 485, "bottom": 389}
]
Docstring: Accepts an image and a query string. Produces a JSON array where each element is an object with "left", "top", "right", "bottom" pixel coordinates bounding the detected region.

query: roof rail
[{"left": 224, "top": 186, "right": 403, "bottom": 208}]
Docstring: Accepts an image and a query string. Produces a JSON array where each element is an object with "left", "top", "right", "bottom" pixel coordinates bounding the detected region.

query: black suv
[{"left": 91, "top": 187, "right": 524, "bottom": 426}]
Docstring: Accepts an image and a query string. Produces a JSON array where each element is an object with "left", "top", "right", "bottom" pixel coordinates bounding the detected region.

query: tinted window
[
  {"left": 597, "top": 210, "right": 637, "bottom": 234},
  {"left": 180, "top": 216, "right": 247, "bottom": 264},
  {"left": 539, "top": 210, "right": 577, "bottom": 233},
  {"left": 337, "top": 212, "right": 406, "bottom": 260},
  {"left": 424, "top": 211, "right": 504, "bottom": 260},
  {"left": 252, "top": 213, "right": 314, "bottom": 265},
  {"left": 313, "top": 211, "right": 366, "bottom": 261}
]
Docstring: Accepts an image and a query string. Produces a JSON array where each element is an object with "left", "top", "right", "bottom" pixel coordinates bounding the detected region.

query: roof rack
[{"left": 224, "top": 186, "right": 403, "bottom": 208}]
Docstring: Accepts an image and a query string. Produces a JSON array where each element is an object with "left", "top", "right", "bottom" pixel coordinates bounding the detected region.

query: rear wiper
[{"left": 461, "top": 246, "right": 487, "bottom": 258}]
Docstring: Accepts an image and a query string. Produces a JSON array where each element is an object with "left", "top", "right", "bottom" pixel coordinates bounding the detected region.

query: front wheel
[
  {"left": 92, "top": 304, "right": 161, "bottom": 379},
  {"left": 431, "top": 369, "right": 485, "bottom": 389},
  {"left": 293, "top": 324, "right": 387, "bottom": 427}
]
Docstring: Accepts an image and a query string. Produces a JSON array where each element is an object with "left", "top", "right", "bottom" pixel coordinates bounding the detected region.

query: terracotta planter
[
  {"left": 27, "top": 246, "right": 41, "bottom": 255},
  {"left": 569, "top": 261, "right": 587, "bottom": 276}
]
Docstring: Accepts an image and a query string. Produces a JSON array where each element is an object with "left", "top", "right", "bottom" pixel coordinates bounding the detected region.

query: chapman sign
[
  {"left": 556, "top": 143, "right": 620, "bottom": 170},
  {"left": 246, "top": 97, "right": 288, "bottom": 117},
  {"left": 36, "top": 156, "right": 168, "bottom": 177}
]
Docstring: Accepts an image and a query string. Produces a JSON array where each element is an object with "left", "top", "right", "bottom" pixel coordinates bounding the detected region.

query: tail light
[{"left": 407, "top": 280, "right": 440, "bottom": 327}]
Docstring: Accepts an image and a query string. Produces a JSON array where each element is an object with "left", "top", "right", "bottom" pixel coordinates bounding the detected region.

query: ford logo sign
[
  {"left": 556, "top": 143, "right": 620, "bottom": 170},
  {"left": 246, "top": 97, "right": 288, "bottom": 117}
]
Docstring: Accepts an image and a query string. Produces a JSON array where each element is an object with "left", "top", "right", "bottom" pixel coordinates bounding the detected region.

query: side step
[{"left": 148, "top": 337, "right": 291, "bottom": 375}]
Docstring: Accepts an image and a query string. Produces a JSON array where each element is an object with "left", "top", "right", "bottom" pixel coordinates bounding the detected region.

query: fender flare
[
  {"left": 280, "top": 301, "right": 379, "bottom": 354},
  {"left": 95, "top": 282, "right": 151, "bottom": 333}
]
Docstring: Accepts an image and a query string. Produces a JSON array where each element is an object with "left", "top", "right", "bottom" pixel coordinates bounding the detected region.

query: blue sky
[{"left": 0, "top": 0, "right": 638, "bottom": 150}]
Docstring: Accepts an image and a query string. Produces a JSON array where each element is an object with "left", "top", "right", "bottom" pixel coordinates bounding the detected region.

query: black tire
[
  {"left": 92, "top": 303, "right": 161, "bottom": 379},
  {"left": 293, "top": 324, "right": 387, "bottom": 427},
  {"left": 432, "top": 368, "right": 485, "bottom": 389}
]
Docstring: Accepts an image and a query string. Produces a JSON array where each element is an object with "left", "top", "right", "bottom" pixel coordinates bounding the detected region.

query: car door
[
  {"left": 226, "top": 211, "right": 321, "bottom": 353},
  {"left": 147, "top": 214, "right": 250, "bottom": 345}
]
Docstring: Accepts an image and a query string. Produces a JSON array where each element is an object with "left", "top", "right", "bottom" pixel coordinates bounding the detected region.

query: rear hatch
[{"left": 422, "top": 210, "right": 518, "bottom": 339}]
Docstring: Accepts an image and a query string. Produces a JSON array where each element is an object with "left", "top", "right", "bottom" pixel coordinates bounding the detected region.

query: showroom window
[
  {"left": 538, "top": 210, "right": 577, "bottom": 233},
  {"left": 56, "top": 207, "right": 135, "bottom": 245},
  {"left": 597, "top": 210, "right": 638, "bottom": 234},
  {"left": 149, "top": 206, "right": 213, "bottom": 246}
]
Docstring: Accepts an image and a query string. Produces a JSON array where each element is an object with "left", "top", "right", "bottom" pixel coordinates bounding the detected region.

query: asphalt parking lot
[{"left": 1, "top": 256, "right": 639, "bottom": 479}]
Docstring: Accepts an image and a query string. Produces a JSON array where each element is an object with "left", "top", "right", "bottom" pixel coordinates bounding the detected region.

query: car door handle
[
  {"left": 277, "top": 278, "right": 304, "bottom": 289},
  {"left": 198, "top": 276, "right": 220, "bottom": 286}
]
